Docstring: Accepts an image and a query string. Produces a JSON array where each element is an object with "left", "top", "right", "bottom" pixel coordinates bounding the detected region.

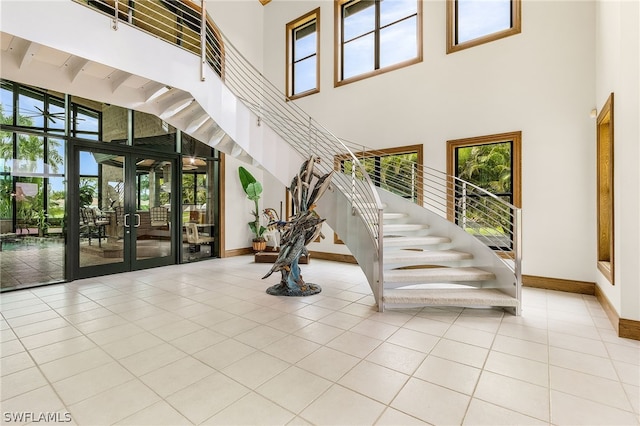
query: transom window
[
  {"left": 447, "top": 0, "right": 521, "bottom": 54},
  {"left": 335, "top": 0, "right": 422, "bottom": 86},
  {"left": 286, "top": 9, "right": 320, "bottom": 99}
]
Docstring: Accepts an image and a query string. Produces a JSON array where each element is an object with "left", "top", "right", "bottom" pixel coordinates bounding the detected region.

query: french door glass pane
[
  {"left": 135, "top": 158, "right": 172, "bottom": 261},
  {"left": 78, "top": 151, "right": 124, "bottom": 268}
]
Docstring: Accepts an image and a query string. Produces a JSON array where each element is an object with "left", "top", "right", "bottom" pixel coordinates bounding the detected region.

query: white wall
[
  {"left": 206, "top": 0, "right": 265, "bottom": 70},
  {"left": 224, "top": 156, "right": 271, "bottom": 250},
  {"left": 261, "top": 0, "right": 598, "bottom": 282},
  {"left": 595, "top": 0, "right": 640, "bottom": 321}
]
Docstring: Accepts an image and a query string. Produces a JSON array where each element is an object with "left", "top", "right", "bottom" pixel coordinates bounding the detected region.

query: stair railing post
[
  {"left": 127, "top": 0, "right": 133, "bottom": 24},
  {"left": 351, "top": 164, "right": 356, "bottom": 213},
  {"left": 200, "top": 0, "right": 206, "bottom": 82},
  {"left": 307, "top": 117, "right": 313, "bottom": 157},
  {"left": 377, "top": 206, "right": 384, "bottom": 312},
  {"left": 514, "top": 208, "right": 523, "bottom": 315},
  {"left": 461, "top": 181, "right": 467, "bottom": 229},
  {"left": 112, "top": 0, "right": 119, "bottom": 30}
]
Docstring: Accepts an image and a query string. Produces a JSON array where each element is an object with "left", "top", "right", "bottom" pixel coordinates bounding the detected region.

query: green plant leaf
[
  {"left": 238, "top": 166, "right": 256, "bottom": 194},
  {"left": 245, "top": 181, "right": 262, "bottom": 200}
]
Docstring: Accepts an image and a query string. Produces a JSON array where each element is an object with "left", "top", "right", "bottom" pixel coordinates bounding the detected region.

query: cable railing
[{"left": 329, "top": 140, "right": 522, "bottom": 276}]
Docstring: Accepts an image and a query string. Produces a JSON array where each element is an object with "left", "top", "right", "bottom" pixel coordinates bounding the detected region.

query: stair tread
[
  {"left": 384, "top": 249, "right": 473, "bottom": 263},
  {"left": 383, "top": 212, "right": 408, "bottom": 221},
  {"left": 383, "top": 288, "right": 518, "bottom": 307},
  {"left": 385, "top": 267, "right": 494, "bottom": 283},
  {"left": 384, "top": 223, "right": 429, "bottom": 232},
  {"left": 384, "top": 236, "right": 450, "bottom": 247}
]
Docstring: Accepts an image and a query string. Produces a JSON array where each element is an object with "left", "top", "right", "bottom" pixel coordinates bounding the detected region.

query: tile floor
[{"left": 1, "top": 256, "right": 639, "bottom": 425}]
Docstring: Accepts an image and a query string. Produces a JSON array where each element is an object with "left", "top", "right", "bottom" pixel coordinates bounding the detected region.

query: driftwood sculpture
[{"left": 263, "top": 156, "right": 333, "bottom": 297}]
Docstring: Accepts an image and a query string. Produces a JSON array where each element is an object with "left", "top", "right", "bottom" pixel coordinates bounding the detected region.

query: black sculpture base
[{"left": 266, "top": 282, "right": 322, "bottom": 297}]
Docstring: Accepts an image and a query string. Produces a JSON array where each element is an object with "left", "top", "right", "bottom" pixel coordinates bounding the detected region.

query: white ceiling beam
[
  {"left": 108, "top": 70, "right": 133, "bottom": 93},
  {"left": 18, "top": 41, "right": 40, "bottom": 69}
]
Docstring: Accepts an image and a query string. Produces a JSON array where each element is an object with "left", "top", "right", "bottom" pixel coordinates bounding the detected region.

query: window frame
[
  {"left": 286, "top": 8, "right": 321, "bottom": 100},
  {"left": 334, "top": 0, "right": 423, "bottom": 87},
  {"left": 446, "top": 0, "right": 521, "bottom": 54},
  {"left": 596, "top": 93, "right": 614, "bottom": 285},
  {"left": 446, "top": 131, "right": 522, "bottom": 251}
]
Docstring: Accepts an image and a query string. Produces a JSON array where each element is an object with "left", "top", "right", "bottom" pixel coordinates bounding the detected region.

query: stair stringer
[
  {"left": 377, "top": 188, "right": 520, "bottom": 313},
  {"left": 314, "top": 188, "right": 382, "bottom": 307}
]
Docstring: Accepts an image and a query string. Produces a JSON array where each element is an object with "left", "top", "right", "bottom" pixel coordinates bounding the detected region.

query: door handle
[
  {"left": 124, "top": 213, "right": 130, "bottom": 228},
  {"left": 134, "top": 214, "right": 141, "bottom": 228}
]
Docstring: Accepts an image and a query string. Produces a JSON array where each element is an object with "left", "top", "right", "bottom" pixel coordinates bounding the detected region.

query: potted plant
[
  {"left": 35, "top": 210, "right": 49, "bottom": 237},
  {"left": 238, "top": 166, "right": 267, "bottom": 251}
]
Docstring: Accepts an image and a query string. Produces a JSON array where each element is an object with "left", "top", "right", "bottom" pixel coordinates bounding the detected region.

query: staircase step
[
  {"left": 383, "top": 212, "right": 408, "bottom": 221},
  {"left": 384, "top": 235, "right": 450, "bottom": 247},
  {"left": 384, "top": 267, "right": 495, "bottom": 284},
  {"left": 384, "top": 249, "right": 473, "bottom": 264},
  {"left": 383, "top": 288, "right": 519, "bottom": 308},
  {"left": 384, "top": 223, "right": 429, "bottom": 233}
]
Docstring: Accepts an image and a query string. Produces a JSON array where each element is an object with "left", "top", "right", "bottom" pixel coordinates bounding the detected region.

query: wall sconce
[{"left": 590, "top": 108, "right": 598, "bottom": 119}]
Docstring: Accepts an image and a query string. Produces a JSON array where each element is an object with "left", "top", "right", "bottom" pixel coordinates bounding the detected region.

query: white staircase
[
  {"left": 0, "top": 0, "right": 522, "bottom": 314},
  {"left": 379, "top": 199, "right": 519, "bottom": 312}
]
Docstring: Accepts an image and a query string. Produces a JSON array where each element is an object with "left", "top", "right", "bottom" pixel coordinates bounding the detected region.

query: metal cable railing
[
  {"left": 73, "top": 0, "right": 521, "bottom": 291},
  {"left": 329, "top": 140, "right": 522, "bottom": 275}
]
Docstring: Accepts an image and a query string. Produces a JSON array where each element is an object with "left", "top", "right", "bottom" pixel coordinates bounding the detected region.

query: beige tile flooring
[{"left": 1, "top": 256, "right": 639, "bottom": 425}]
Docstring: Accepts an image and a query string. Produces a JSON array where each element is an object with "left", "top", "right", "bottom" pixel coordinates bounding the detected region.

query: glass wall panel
[
  {"left": 181, "top": 136, "right": 217, "bottom": 262},
  {"left": 133, "top": 110, "right": 177, "bottom": 153},
  {"left": 47, "top": 96, "right": 66, "bottom": 133},
  {"left": 1, "top": 136, "right": 65, "bottom": 291},
  {"left": 16, "top": 134, "right": 45, "bottom": 175},
  {"left": 1, "top": 81, "right": 14, "bottom": 122},
  {"left": 18, "top": 87, "right": 45, "bottom": 129},
  {"left": 75, "top": 105, "right": 100, "bottom": 140},
  {"left": 101, "top": 104, "right": 128, "bottom": 143}
]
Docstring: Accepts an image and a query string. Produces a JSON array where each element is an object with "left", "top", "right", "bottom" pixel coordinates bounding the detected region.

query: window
[
  {"left": 287, "top": 9, "right": 320, "bottom": 99},
  {"left": 447, "top": 132, "right": 521, "bottom": 250},
  {"left": 597, "top": 93, "right": 614, "bottom": 284},
  {"left": 337, "top": 144, "right": 423, "bottom": 203},
  {"left": 447, "top": 0, "right": 521, "bottom": 54},
  {"left": 335, "top": 0, "right": 422, "bottom": 86}
]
